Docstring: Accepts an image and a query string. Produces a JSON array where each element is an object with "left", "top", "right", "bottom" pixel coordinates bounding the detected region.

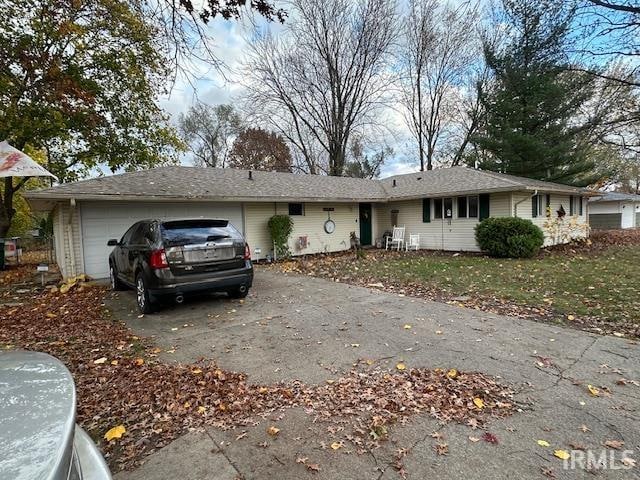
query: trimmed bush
[{"left": 475, "top": 217, "right": 544, "bottom": 258}]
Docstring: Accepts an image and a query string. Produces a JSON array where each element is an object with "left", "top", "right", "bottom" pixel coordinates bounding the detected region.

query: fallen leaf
[
  {"left": 134, "top": 358, "right": 144, "bottom": 366},
  {"left": 104, "top": 425, "right": 126, "bottom": 441},
  {"left": 330, "top": 442, "right": 342, "bottom": 450},
  {"left": 446, "top": 368, "right": 458, "bottom": 379},
  {"left": 482, "top": 432, "right": 499, "bottom": 444},
  {"left": 396, "top": 363, "right": 406, "bottom": 371},
  {"left": 434, "top": 443, "right": 448, "bottom": 455},
  {"left": 580, "top": 425, "right": 591, "bottom": 433},
  {"left": 468, "top": 436, "right": 480, "bottom": 442},
  {"left": 110, "top": 360, "right": 118, "bottom": 366},
  {"left": 537, "top": 440, "right": 550, "bottom": 447},
  {"left": 93, "top": 357, "right": 107, "bottom": 365},
  {"left": 191, "top": 368, "right": 202, "bottom": 374},
  {"left": 622, "top": 457, "right": 636, "bottom": 468},
  {"left": 306, "top": 463, "right": 320, "bottom": 472},
  {"left": 567, "top": 315, "right": 575, "bottom": 321},
  {"left": 603, "top": 439, "right": 624, "bottom": 450},
  {"left": 267, "top": 426, "right": 280, "bottom": 436},
  {"left": 197, "top": 406, "right": 206, "bottom": 414},
  {"left": 403, "top": 324, "right": 412, "bottom": 329},
  {"left": 553, "top": 450, "right": 570, "bottom": 460},
  {"left": 587, "top": 384, "right": 599, "bottom": 396},
  {"left": 473, "top": 397, "right": 484, "bottom": 409}
]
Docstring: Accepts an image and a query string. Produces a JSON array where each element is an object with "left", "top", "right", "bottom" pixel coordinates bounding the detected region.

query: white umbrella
[{"left": 0, "top": 141, "right": 58, "bottom": 180}]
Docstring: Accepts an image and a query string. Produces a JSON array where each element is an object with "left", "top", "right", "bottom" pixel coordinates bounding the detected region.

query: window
[
  {"left": 288, "top": 203, "right": 304, "bottom": 216},
  {"left": 120, "top": 223, "right": 140, "bottom": 246},
  {"left": 129, "top": 223, "right": 148, "bottom": 245},
  {"left": 434, "top": 198, "right": 443, "bottom": 219},
  {"left": 161, "top": 219, "right": 237, "bottom": 247},
  {"left": 457, "top": 196, "right": 478, "bottom": 218},
  {"left": 457, "top": 197, "right": 467, "bottom": 218},
  {"left": 468, "top": 196, "right": 479, "bottom": 218},
  {"left": 532, "top": 194, "right": 544, "bottom": 218},
  {"left": 570, "top": 196, "right": 583, "bottom": 216},
  {"left": 443, "top": 198, "right": 453, "bottom": 219}
]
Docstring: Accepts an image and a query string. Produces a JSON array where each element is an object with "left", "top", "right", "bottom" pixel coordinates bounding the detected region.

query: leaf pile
[
  {"left": 0, "top": 286, "right": 515, "bottom": 472},
  {"left": 304, "top": 364, "right": 514, "bottom": 432}
]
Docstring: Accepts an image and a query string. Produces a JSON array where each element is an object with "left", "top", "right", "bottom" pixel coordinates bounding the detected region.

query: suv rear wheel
[{"left": 136, "top": 273, "right": 156, "bottom": 314}]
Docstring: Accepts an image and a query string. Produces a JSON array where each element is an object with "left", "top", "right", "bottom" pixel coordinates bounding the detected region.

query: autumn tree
[
  {"left": 243, "top": 0, "right": 397, "bottom": 176},
  {"left": 0, "top": 0, "right": 183, "bottom": 236},
  {"left": 399, "top": 0, "right": 480, "bottom": 171},
  {"left": 178, "top": 103, "right": 243, "bottom": 167},
  {"left": 228, "top": 128, "right": 292, "bottom": 172}
]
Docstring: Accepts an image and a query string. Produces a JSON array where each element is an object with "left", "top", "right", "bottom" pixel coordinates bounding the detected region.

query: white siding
[
  {"left": 51, "top": 202, "right": 83, "bottom": 279},
  {"left": 244, "top": 202, "right": 360, "bottom": 259},
  {"left": 244, "top": 202, "right": 278, "bottom": 259},
  {"left": 589, "top": 201, "right": 621, "bottom": 214},
  {"left": 513, "top": 192, "right": 589, "bottom": 246},
  {"left": 375, "top": 193, "right": 512, "bottom": 252}
]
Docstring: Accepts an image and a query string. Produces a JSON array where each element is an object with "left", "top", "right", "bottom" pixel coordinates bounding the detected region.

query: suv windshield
[{"left": 161, "top": 220, "right": 238, "bottom": 246}]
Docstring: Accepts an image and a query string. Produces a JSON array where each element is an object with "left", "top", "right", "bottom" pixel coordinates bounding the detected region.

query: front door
[{"left": 359, "top": 203, "right": 372, "bottom": 246}]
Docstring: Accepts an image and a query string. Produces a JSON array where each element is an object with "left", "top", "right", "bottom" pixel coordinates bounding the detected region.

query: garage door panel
[{"left": 80, "top": 202, "right": 243, "bottom": 278}]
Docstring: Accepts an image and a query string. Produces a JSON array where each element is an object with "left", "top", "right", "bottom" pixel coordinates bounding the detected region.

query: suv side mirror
[{"left": 107, "top": 239, "right": 119, "bottom": 247}]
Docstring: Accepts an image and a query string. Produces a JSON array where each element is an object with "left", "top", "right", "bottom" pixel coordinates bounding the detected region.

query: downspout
[
  {"left": 513, "top": 190, "right": 538, "bottom": 217},
  {"left": 67, "top": 198, "right": 76, "bottom": 278}
]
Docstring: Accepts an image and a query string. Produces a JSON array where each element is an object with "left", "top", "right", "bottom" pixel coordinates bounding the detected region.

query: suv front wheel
[
  {"left": 109, "top": 263, "right": 125, "bottom": 291},
  {"left": 136, "top": 273, "right": 156, "bottom": 314}
]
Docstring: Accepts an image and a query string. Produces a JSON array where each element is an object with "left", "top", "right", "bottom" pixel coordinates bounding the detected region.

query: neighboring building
[
  {"left": 25, "top": 166, "right": 591, "bottom": 279},
  {"left": 588, "top": 192, "right": 640, "bottom": 230}
]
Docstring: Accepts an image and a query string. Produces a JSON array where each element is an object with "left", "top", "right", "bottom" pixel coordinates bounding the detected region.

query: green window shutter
[
  {"left": 579, "top": 197, "right": 583, "bottom": 216},
  {"left": 479, "top": 194, "right": 490, "bottom": 220},
  {"left": 569, "top": 196, "right": 574, "bottom": 216},
  {"left": 532, "top": 195, "right": 538, "bottom": 218},
  {"left": 422, "top": 198, "right": 431, "bottom": 223}
]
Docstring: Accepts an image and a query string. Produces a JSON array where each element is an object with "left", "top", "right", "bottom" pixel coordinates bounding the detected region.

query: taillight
[
  {"left": 150, "top": 249, "right": 169, "bottom": 269},
  {"left": 243, "top": 243, "right": 251, "bottom": 260}
]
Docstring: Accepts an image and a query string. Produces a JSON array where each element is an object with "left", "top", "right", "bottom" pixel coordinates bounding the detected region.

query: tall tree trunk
[{"left": 0, "top": 178, "right": 15, "bottom": 238}]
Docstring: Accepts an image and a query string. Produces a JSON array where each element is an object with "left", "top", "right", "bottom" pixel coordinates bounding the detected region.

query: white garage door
[{"left": 80, "top": 202, "right": 243, "bottom": 278}]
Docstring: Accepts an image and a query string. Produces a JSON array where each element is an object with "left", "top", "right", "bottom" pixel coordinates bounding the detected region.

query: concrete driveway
[{"left": 109, "top": 268, "right": 639, "bottom": 480}]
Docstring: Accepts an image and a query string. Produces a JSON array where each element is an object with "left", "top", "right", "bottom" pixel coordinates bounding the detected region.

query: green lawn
[{"left": 349, "top": 246, "right": 640, "bottom": 325}]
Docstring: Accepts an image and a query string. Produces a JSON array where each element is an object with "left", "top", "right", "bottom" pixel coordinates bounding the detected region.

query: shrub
[
  {"left": 475, "top": 217, "right": 544, "bottom": 258},
  {"left": 267, "top": 214, "right": 294, "bottom": 259}
]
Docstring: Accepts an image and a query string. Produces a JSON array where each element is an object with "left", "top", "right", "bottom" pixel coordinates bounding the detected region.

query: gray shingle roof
[
  {"left": 589, "top": 191, "right": 640, "bottom": 203},
  {"left": 381, "top": 166, "right": 587, "bottom": 199},
  {"left": 25, "top": 166, "right": 388, "bottom": 202},
  {"left": 24, "top": 165, "right": 589, "bottom": 204}
]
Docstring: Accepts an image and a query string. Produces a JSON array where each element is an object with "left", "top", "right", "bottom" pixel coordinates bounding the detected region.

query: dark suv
[{"left": 107, "top": 219, "right": 253, "bottom": 313}]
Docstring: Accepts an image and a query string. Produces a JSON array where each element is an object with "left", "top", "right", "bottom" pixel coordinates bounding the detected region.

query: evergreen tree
[{"left": 473, "top": 0, "right": 598, "bottom": 186}]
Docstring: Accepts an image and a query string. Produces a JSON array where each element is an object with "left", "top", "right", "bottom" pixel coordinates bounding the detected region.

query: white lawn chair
[
  {"left": 386, "top": 226, "right": 405, "bottom": 251},
  {"left": 406, "top": 234, "right": 420, "bottom": 251}
]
